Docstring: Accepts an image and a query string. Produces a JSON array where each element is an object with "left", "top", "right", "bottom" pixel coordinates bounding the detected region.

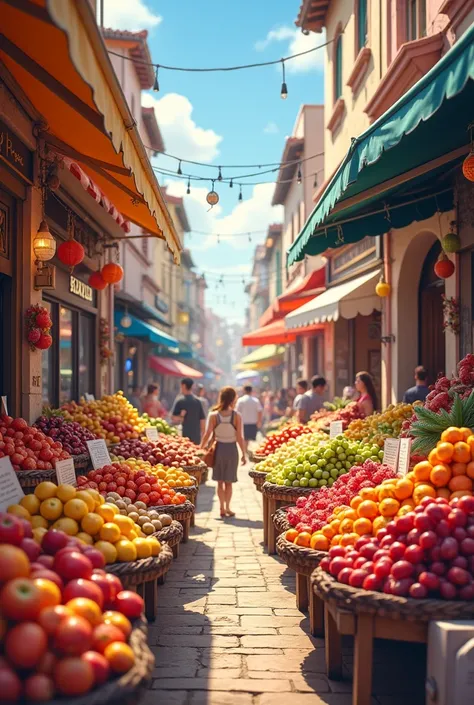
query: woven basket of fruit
[
  {"left": 106, "top": 543, "right": 173, "bottom": 586},
  {"left": 149, "top": 499, "right": 195, "bottom": 523},
  {"left": 152, "top": 519, "right": 183, "bottom": 548},
  {"left": 17, "top": 468, "right": 58, "bottom": 492},
  {"left": 273, "top": 507, "right": 291, "bottom": 534},
  {"left": 311, "top": 567, "right": 474, "bottom": 621},
  {"left": 175, "top": 484, "right": 199, "bottom": 505},
  {"left": 73, "top": 452, "right": 91, "bottom": 473},
  {"left": 262, "top": 481, "right": 314, "bottom": 503},
  {"left": 248, "top": 469, "right": 267, "bottom": 491},
  {"left": 277, "top": 535, "right": 325, "bottom": 577},
  {"left": 182, "top": 465, "right": 205, "bottom": 484},
  {"left": 249, "top": 450, "right": 266, "bottom": 463}
]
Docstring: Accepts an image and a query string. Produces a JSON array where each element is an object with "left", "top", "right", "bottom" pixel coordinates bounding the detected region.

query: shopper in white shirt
[
  {"left": 293, "top": 379, "right": 309, "bottom": 414},
  {"left": 236, "top": 385, "right": 263, "bottom": 452}
]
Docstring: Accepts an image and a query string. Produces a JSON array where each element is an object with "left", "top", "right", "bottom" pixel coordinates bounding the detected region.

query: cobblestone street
[{"left": 145, "top": 466, "right": 426, "bottom": 705}]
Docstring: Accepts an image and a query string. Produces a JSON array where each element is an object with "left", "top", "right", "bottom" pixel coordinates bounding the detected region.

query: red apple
[
  {"left": 62, "top": 579, "right": 104, "bottom": 609},
  {"left": 53, "top": 551, "right": 93, "bottom": 581},
  {"left": 41, "top": 530, "right": 69, "bottom": 556},
  {"left": 80, "top": 651, "right": 110, "bottom": 686}
]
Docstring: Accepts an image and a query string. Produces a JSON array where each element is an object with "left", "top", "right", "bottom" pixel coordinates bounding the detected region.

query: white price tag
[
  {"left": 397, "top": 438, "right": 413, "bottom": 476},
  {"left": 145, "top": 427, "right": 159, "bottom": 441},
  {"left": 1, "top": 396, "right": 8, "bottom": 415},
  {"left": 86, "top": 439, "right": 112, "bottom": 470},
  {"left": 0, "top": 456, "right": 24, "bottom": 511},
  {"left": 84, "top": 393, "right": 95, "bottom": 402},
  {"left": 383, "top": 438, "right": 401, "bottom": 470},
  {"left": 329, "top": 421, "right": 344, "bottom": 439},
  {"left": 55, "top": 458, "right": 77, "bottom": 486}
]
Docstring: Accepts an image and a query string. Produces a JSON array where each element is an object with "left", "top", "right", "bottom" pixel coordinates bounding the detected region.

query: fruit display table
[
  {"left": 176, "top": 483, "right": 199, "bottom": 526},
  {"left": 150, "top": 500, "right": 194, "bottom": 542},
  {"left": 183, "top": 464, "right": 207, "bottom": 485},
  {"left": 261, "top": 481, "right": 314, "bottom": 554},
  {"left": 248, "top": 469, "right": 267, "bottom": 492},
  {"left": 311, "top": 567, "right": 474, "bottom": 705},
  {"left": 248, "top": 450, "right": 266, "bottom": 464},
  {"left": 106, "top": 544, "right": 173, "bottom": 622},
  {"left": 152, "top": 519, "right": 184, "bottom": 559}
]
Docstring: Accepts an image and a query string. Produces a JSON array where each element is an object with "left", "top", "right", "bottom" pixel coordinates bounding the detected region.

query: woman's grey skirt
[{"left": 212, "top": 442, "right": 238, "bottom": 483}]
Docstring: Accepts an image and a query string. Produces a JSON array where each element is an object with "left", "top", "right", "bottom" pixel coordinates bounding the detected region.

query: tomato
[
  {"left": 114, "top": 590, "right": 144, "bottom": 619},
  {"left": 63, "top": 578, "right": 104, "bottom": 608},
  {"left": 24, "top": 673, "right": 56, "bottom": 701},
  {"left": 104, "top": 642, "right": 135, "bottom": 673},
  {"left": 0, "top": 514, "right": 25, "bottom": 547},
  {"left": 66, "top": 597, "right": 103, "bottom": 626},
  {"left": 102, "top": 610, "right": 132, "bottom": 638},
  {"left": 54, "top": 615, "right": 93, "bottom": 656},
  {"left": 33, "top": 578, "right": 62, "bottom": 609},
  {"left": 1, "top": 578, "right": 42, "bottom": 620},
  {"left": 54, "top": 657, "right": 95, "bottom": 696},
  {"left": 38, "top": 605, "right": 73, "bottom": 635},
  {"left": 37, "top": 651, "right": 58, "bottom": 675},
  {"left": 0, "top": 667, "right": 22, "bottom": 702},
  {"left": 5, "top": 622, "right": 48, "bottom": 668},
  {"left": 92, "top": 623, "right": 125, "bottom": 653},
  {"left": 81, "top": 651, "right": 110, "bottom": 686}
]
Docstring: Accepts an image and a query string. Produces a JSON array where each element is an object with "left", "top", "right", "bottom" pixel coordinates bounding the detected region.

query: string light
[
  {"left": 177, "top": 160, "right": 183, "bottom": 175},
  {"left": 153, "top": 66, "right": 160, "bottom": 92},
  {"left": 280, "top": 59, "right": 288, "bottom": 99},
  {"left": 313, "top": 174, "right": 318, "bottom": 188},
  {"left": 217, "top": 166, "right": 223, "bottom": 182},
  {"left": 297, "top": 164, "right": 302, "bottom": 184},
  {"left": 229, "top": 178, "right": 233, "bottom": 188},
  {"left": 146, "top": 146, "right": 325, "bottom": 171},
  {"left": 239, "top": 186, "right": 243, "bottom": 202},
  {"left": 186, "top": 178, "right": 191, "bottom": 195}
]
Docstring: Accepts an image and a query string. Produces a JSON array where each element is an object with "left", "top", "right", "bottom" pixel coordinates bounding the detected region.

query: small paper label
[
  {"left": 383, "top": 438, "right": 401, "bottom": 470},
  {"left": 397, "top": 438, "right": 412, "bottom": 476},
  {"left": 55, "top": 458, "right": 77, "bottom": 486},
  {"left": 84, "top": 393, "right": 95, "bottom": 402},
  {"left": 145, "top": 427, "right": 159, "bottom": 441},
  {"left": 329, "top": 421, "right": 344, "bottom": 439},
  {"left": 86, "top": 439, "right": 112, "bottom": 470},
  {"left": 0, "top": 396, "right": 8, "bottom": 415},
  {"left": 0, "top": 456, "right": 24, "bottom": 511}
]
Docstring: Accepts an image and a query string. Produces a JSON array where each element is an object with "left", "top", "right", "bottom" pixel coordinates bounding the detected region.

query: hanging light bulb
[
  {"left": 313, "top": 173, "right": 318, "bottom": 188},
  {"left": 186, "top": 178, "right": 191, "bottom": 195},
  {"left": 153, "top": 66, "right": 160, "bottom": 92},
  {"left": 217, "top": 166, "right": 223, "bottom": 181},
  {"left": 280, "top": 60, "right": 288, "bottom": 99},
  {"left": 239, "top": 186, "right": 243, "bottom": 202},
  {"left": 177, "top": 160, "right": 182, "bottom": 175},
  {"left": 229, "top": 179, "right": 233, "bottom": 189},
  {"left": 297, "top": 164, "right": 302, "bottom": 184},
  {"left": 120, "top": 307, "right": 132, "bottom": 328},
  {"left": 248, "top": 233, "right": 252, "bottom": 243}
]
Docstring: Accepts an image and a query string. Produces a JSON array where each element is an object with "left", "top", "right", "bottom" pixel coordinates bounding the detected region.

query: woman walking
[{"left": 201, "top": 386, "right": 247, "bottom": 518}]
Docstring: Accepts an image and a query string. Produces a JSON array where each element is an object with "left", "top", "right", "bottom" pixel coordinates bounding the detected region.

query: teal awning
[
  {"left": 114, "top": 313, "right": 179, "bottom": 352},
  {"left": 288, "top": 24, "right": 474, "bottom": 264}
]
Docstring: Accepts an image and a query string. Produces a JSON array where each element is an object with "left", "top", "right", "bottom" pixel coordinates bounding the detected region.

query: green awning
[
  {"left": 288, "top": 23, "right": 474, "bottom": 264},
  {"left": 238, "top": 345, "right": 285, "bottom": 368},
  {"left": 114, "top": 313, "right": 179, "bottom": 352}
]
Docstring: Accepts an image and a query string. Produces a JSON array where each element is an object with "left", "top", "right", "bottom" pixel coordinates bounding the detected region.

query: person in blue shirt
[{"left": 403, "top": 366, "right": 430, "bottom": 404}]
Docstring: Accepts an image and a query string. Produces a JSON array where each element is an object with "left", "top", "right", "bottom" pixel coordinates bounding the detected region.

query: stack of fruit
[
  {"left": 34, "top": 416, "right": 98, "bottom": 456},
  {"left": 344, "top": 403, "right": 414, "bottom": 447},
  {"left": 308, "top": 402, "right": 363, "bottom": 432},
  {"left": 254, "top": 432, "right": 327, "bottom": 476},
  {"left": 9, "top": 483, "right": 161, "bottom": 563},
  {"left": 0, "top": 415, "right": 70, "bottom": 472},
  {"left": 78, "top": 462, "right": 187, "bottom": 506},
  {"left": 0, "top": 516, "right": 147, "bottom": 700},
  {"left": 140, "top": 414, "right": 177, "bottom": 436},
  {"left": 318, "top": 494, "right": 474, "bottom": 600},
  {"left": 61, "top": 392, "right": 145, "bottom": 443},
  {"left": 115, "top": 458, "right": 196, "bottom": 487},
  {"left": 113, "top": 436, "right": 205, "bottom": 467},
  {"left": 253, "top": 424, "right": 313, "bottom": 457},
  {"left": 102, "top": 494, "right": 173, "bottom": 534},
  {"left": 263, "top": 437, "right": 384, "bottom": 488}
]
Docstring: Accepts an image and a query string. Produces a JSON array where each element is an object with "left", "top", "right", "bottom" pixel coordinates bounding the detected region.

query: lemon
[
  {"left": 133, "top": 537, "right": 152, "bottom": 559},
  {"left": 115, "top": 539, "right": 137, "bottom": 562},
  {"left": 75, "top": 491, "right": 95, "bottom": 512},
  {"left": 76, "top": 531, "right": 94, "bottom": 545},
  {"left": 96, "top": 504, "right": 116, "bottom": 522},
  {"left": 63, "top": 498, "right": 89, "bottom": 521},
  {"left": 34, "top": 482, "right": 58, "bottom": 501},
  {"left": 40, "top": 498, "right": 63, "bottom": 521},
  {"left": 113, "top": 515, "right": 135, "bottom": 538},
  {"left": 31, "top": 515, "right": 48, "bottom": 529},
  {"left": 7, "top": 504, "right": 31, "bottom": 520},
  {"left": 94, "top": 540, "right": 117, "bottom": 564},
  {"left": 52, "top": 517, "right": 79, "bottom": 535},
  {"left": 100, "top": 522, "right": 121, "bottom": 543},
  {"left": 85, "top": 489, "right": 101, "bottom": 508},
  {"left": 148, "top": 537, "right": 161, "bottom": 556},
  {"left": 20, "top": 494, "right": 40, "bottom": 515},
  {"left": 56, "top": 484, "right": 77, "bottom": 503},
  {"left": 81, "top": 512, "right": 104, "bottom": 536}
]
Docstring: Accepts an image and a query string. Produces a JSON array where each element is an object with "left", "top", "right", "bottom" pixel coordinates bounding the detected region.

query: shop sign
[
  {"left": 397, "top": 438, "right": 412, "bottom": 476},
  {"left": 70, "top": 275, "right": 93, "bottom": 302},
  {"left": 383, "top": 438, "right": 400, "bottom": 470},
  {"left": 0, "top": 118, "right": 33, "bottom": 182},
  {"left": 55, "top": 458, "right": 77, "bottom": 487},
  {"left": 86, "top": 439, "right": 112, "bottom": 470},
  {"left": 155, "top": 296, "right": 169, "bottom": 314},
  {"left": 0, "top": 456, "right": 24, "bottom": 511},
  {"left": 329, "top": 236, "right": 381, "bottom": 283},
  {"left": 145, "top": 427, "right": 159, "bottom": 441},
  {"left": 329, "top": 421, "right": 343, "bottom": 439}
]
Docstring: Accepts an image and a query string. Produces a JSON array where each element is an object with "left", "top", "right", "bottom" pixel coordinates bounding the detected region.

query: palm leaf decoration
[{"left": 410, "top": 391, "right": 474, "bottom": 456}]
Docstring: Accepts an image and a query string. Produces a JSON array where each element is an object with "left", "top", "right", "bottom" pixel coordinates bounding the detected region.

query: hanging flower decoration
[
  {"left": 25, "top": 304, "right": 53, "bottom": 351},
  {"left": 99, "top": 318, "right": 113, "bottom": 365},
  {"left": 442, "top": 294, "right": 460, "bottom": 335}
]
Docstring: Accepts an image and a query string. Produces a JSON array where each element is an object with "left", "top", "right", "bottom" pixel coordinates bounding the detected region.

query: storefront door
[
  {"left": 0, "top": 187, "right": 16, "bottom": 414},
  {"left": 419, "top": 241, "right": 445, "bottom": 383}
]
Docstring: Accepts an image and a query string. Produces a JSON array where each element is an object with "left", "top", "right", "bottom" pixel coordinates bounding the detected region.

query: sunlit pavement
[{"left": 144, "top": 465, "right": 426, "bottom": 705}]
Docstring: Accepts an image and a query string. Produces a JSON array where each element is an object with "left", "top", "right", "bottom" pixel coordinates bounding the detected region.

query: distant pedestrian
[
  {"left": 295, "top": 376, "right": 327, "bottom": 423},
  {"left": 172, "top": 378, "right": 206, "bottom": 445},
  {"left": 293, "top": 379, "right": 308, "bottom": 414},
  {"left": 403, "top": 366, "right": 429, "bottom": 404},
  {"left": 236, "top": 385, "right": 263, "bottom": 452},
  {"left": 274, "top": 388, "right": 288, "bottom": 418},
  {"left": 142, "top": 384, "right": 163, "bottom": 418},
  {"left": 128, "top": 386, "right": 143, "bottom": 413},
  {"left": 197, "top": 384, "right": 210, "bottom": 417},
  {"left": 201, "top": 386, "right": 247, "bottom": 517},
  {"left": 355, "top": 371, "right": 378, "bottom": 417}
]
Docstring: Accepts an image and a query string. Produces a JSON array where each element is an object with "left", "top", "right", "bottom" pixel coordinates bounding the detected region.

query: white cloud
[
  {"left": 263, "top": 121, "right": 279, "bottom": 134},
  {"left": 255, "top": 26, "right": 326, "bottom": 72},
  {"left": 103, "top": 0, "right": 162, "bottom": 31},
  {"left": 143, "top": 93, "right": 222, "bottom": 162}
]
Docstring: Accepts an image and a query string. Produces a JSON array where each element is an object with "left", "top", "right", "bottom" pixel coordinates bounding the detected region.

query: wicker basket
[
  {"left": 182, "top": 464, "right": 207, "bottom": 484},
  {"left": 73, "top": 452, "right": 91, "bottom": 474},
  {"left": 152, "top": 519, "right": 183, "bottom": 548},
  {"left": 311, "top": 567, "right": 474, "bottom": 621},
  {"left": 17, "top": 468, "right": 57, "bottom": 492},
  {"left": 248, "top": 449, "right": 267, "bottom": 463},
  {"left": 277, "top": 535, "right": 325, "bottom": 577},
  {"left": 273, "top": 507, "right": 291, "bottom": 534},
  {"left": 149, "top": 500, "right": 194, "bottom": 523},
  {"left": 248, "top": 469, "right": 267, "bottom": 491},
  {"left": 47, "top": 617, "right": 153, "bottom": 705},
  {"left": 106, "top": 543, "right": 173, "bottom": 587},
  {"left": 261, "top": 481, "right": 314, "bottom": 503},
  {"left": 175, "top": 484, "right": 198, "bottom": 506}
]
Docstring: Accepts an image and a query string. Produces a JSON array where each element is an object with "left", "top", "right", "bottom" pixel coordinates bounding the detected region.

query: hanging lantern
[
  {"left": 441, "top": 228, "right": 461, "bottom": 254},
  {"left": 206, "top": 184, "right": 219, "bottom": 207},
  {"left": 434, "top": 252, "right": 455, "bottom": 279},
  {"left": 89, "top": 271, "right": 107, "bottom": 290},
  {"left": 462, "top": 150, "right": 474, "bottom": 182},
  {"left": 57, "top": 238, "right": 85, "bottom": 271},
  {"left": 375, "top": 275, "right": 391, "bottom": 297},
  {"left": 101, "top": 262, "right": 124, "bottom": 284},
  {"left": 33, "top": 221, "right": 56, "bottom": 262}
]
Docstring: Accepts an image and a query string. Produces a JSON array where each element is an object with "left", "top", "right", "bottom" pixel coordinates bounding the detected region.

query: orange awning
[
  {"left": 259, "top": 268, "right": 325, "bottom": 327},
  {"left": 241, "top": 320, "right": 297, "bottom": 347},
  {"left": 148, "top": 356, "right": 203, "bottom": 379},
  {"left": 0, "top": 0, "right": 181, "bottom": 260}
]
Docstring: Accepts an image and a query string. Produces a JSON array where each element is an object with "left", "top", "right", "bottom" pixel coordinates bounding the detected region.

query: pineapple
[{"left": 410, "top": 391, "right": 474, "bottom": 456}]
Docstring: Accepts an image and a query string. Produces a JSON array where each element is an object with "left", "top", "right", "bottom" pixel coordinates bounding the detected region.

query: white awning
[{"left": 285, "top": 269, "right": 381, "bottom": 328}]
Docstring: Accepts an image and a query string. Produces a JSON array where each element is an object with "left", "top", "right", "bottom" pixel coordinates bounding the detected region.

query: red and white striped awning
[{"left": 61, "top": 157, "right": 131, "bottom": 233}]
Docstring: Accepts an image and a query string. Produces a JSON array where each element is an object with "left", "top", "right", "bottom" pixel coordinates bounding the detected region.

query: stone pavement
[{"left": 145, "top": 464, "right": 426, "bottom": 705}]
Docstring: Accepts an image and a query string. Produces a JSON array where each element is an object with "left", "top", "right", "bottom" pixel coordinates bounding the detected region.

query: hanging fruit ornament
[
  {"left": 434, "top": 251, "right": 455, "bottom": 279},
  {"left": 101, "top": 262, "right": 124, "bottom": 284},
  {"left": 89, "top": 271, "right": 107, "bottom": 290},
  {"left": 36, "top": 333, "right": 53, "bottom": 350},
  {"left": 462, "top": 150, "right": 474, "bottom": 182},
  {"left": 375, "top": 275, "right": 391, "bottom": 297},
  {"left": 25, "top": 305, "right": 53, "bottom": 351},
  {"left": 441, "top": 222, "right": 461, "bottom": 253}
]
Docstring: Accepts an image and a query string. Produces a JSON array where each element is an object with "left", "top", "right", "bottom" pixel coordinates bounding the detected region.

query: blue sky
[{"left": 104, "top": 0, "right": 326, "bottom": 324}]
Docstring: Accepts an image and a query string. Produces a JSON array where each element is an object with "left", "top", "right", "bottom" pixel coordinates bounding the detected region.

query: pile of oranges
[{"left": 286, "top": 426, "right": 474, "bottom": 551}]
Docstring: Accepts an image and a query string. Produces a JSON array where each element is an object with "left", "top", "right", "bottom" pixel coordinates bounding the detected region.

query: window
[
  {"left": 406, "top": 0, "right": 426, "bottom": 40},
  {"left": 334, "top": 34, "right": 343, "bottom": 101},
  {"left": 59, "top": 307, "right": 73, "bottom": 403},
  {"left": 357, "top": 0, "right": 368, "bottom": 51},
  {"left": 78, "top": 314, "right": 94, "bottom": 400}
]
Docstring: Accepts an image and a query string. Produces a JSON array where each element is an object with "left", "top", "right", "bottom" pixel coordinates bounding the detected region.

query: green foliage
[{"left": 410, "top": 391, "right": 474, "bottom": 455}]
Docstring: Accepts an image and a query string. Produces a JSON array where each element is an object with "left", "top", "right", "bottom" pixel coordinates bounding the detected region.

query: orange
[
  {"left": 413, "top": 461, "right": 433, "bottom": 482},
  {"left": 428, "top": 450, "right": 441, "bottom": 466},
  {"left": 379, "top": 497, "right": 400, "bottom": 517},
  {"left": 76, "top": 532, "right": 94, "bottom": 545},
  {"left": 333, "top": 506, "right": 346, "bottom": 515},
  {"left": 75, "top": 491, "right": 95, "bottom": 512},
  {"left": 350, "top": 496, "right": 363, "bottom": 511},
  {"left": 321, "top": 525, "right": 336, "bottom": 540},
  {"left": 340, "top": 533, "right": 358, "bottom": 547},
  {"left": 285, "top": 529, "right": 298, "bottom": 543},
  {"left": 451, "top": 462, "right": 467, "bottom": 476},
  {"left": 134, "top": 538, "right": 152, "bottom": 559},
  {"left": 449, "top": 475, "right": 473, "bottom": 492},
  {"left": 406, "top": 471, "right": 416, "bottom": 484},
  {"left": 34, "top": 482, "right": 58, "bottom": 501},
  {"left": 113, "top": 515, "right": 135, "bottom": 538},
  {"left": 393, "top": 478, "right": 414, "bottom": 500},
  {"left": 100, "top": 522, "right": 121, "bottom": 543},
  {"left": 339, "top": 518, "right": 354, "bottom": 534},
  {"left": 310, "top": 534, "right": 329, "bottom": 551},
  {"left": 401, "top": 497, "right": 416, "bottom": 509},
  {"left": 31, "top": 515, "right": 48, "bottom": 529},
  {"left": 453, "top": 442, "right": 471, "bottom": 464},
  {"left": 435, "top": 442, "right": 454, "bottom": 462},
  {"left": 52, "top": 517, "right": 79, "bottom": 535},
  {"left": 94, "top": 540, "right": 118, "bottom": 564},
  {"left": 357, "top": 500, "right": 379, "bottom": 520},
  {"left": 81, "top": 512, "right": 104, "bottom": 536},
  {"left": 32, "top": 527, "right": 48, "bottom": 543},
  {"left": 294, "top": 531, "right": 311, "bottom": 548},
  {"left": 430, "top": 464, "right": 452, "bottom": 487},
  {"left": 329, "top": 519, "right": 341, "bottom": 534},
  {"left": 56, "top": 485, "right": 77, "bottom": 503},
  {"left": 39, "top": 498, "right": 63, "bottom": 521},
  {"left": 20, "top": 495, "right": 40, "bottom": 515},
  {"left": 441, "top": 427, "right": 464, "bottom": 444},
  {"left": 412, "top": 483, "right": 436, "bottom": 504},
  {"left": 104, "top": 642, "right": 135, "bottom": 674},
  {"left": 467, "top": 435, "right": 474, "bottom": 457},
  {"left": 7, "top": 504, "right": 31, "bottom": 521},
  {"left": 115, "top": 539, "right": 137, "bottom": 562},
  {"left": 330, "top": 535, "right": 342, "bottom": 546},
  {"left": 460, "top": 427, "right": 473, "bottom": 441},
  {"left": 372, "top": 515, "right": 390, "bottom": 533},
  {"left": 377, "top": 485, "right": 396, "bottom": 500},
  {"left": 466, "top": 461, "right": 474, "bottom": 479},
  {"left": 436, "top": 488, "right": 451, "bottom": 499},
  {"left": 359, "top": 487, "right": 378, "bottom": 502},
  {"left": 340, "top": 508, "right": 357, "bottom": 521},
  {"left": 450, "top": 490, "right": 473, "bottom": 499},
  {"left": 96, "top": 504, "right": 116, "bottom": 522},
  {"left": 64, "top": 499, "right": 89, "bottom": 521},
  {"left": 66, "top": 597, "right": 103, "bottom": 626},
  {"left": 353, "top": 517, "right": 372, "bottom": 536},
  {"left": 397, "top": 505, "right": 413, "bottom": 517}
]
